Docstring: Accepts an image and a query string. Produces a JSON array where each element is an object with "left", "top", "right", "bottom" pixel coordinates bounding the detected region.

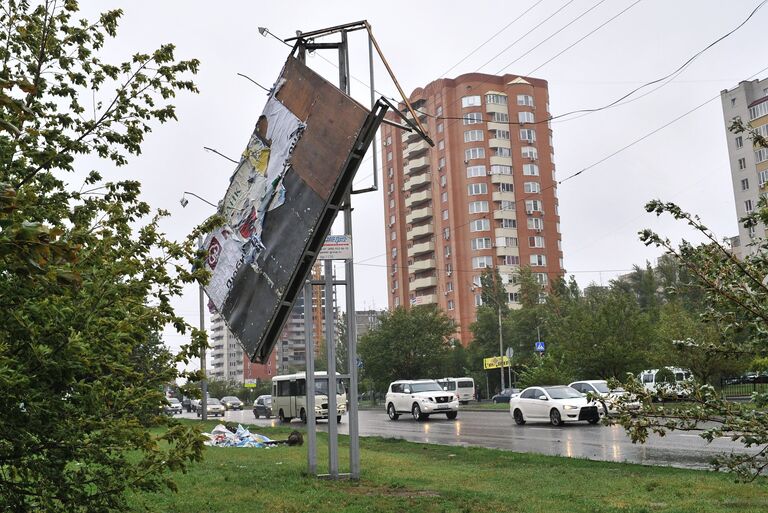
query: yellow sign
[{"left": 483, "top": 356, "right": 511, "bottom": 370}]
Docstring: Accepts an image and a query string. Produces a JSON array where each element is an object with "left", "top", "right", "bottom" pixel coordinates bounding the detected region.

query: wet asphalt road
[{"left": 178, "top": 407, "right": 756, "bottom": 470}]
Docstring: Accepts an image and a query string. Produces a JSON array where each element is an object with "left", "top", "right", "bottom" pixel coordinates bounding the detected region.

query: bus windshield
[{"left": 314, "top": 378, "right": 346, "bottom": 396}]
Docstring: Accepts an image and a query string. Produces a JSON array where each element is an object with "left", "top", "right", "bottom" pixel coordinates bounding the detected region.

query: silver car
[{"left": 196, "top": 398, "right": 226, "bottom": 417}]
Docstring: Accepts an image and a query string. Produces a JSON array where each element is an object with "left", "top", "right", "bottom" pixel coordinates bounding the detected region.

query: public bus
[
  {"left": 272, "top": 371, "right": 347, "bottom": 423},
  {"left": 436, "top": 377, "right": 476, "bottom": 404}
]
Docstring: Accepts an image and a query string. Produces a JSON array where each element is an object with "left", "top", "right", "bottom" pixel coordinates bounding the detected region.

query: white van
[
  {"left": 436, "top": 377, "right": 475, "bottom": 404},
  {"left": 638, "top": 367, "right": 693, "bottom": 398},
  {"left": 272, "top": 371, "right": 347, "bottom": 423}
]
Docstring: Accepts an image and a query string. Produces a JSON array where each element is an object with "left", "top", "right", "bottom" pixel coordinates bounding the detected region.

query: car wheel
[
  {"left": 253, "top": 410, "right": 260, "bottom": 419},
  {"left": 387, "top": 403, "right": 399, "bottom": 421},
  {"left": 196, "top": 411, "right": 200, "bottom": 418},
  {"left": 446, "top": 411, "right": 458, "bottom": 420},
  {"left": 513, "top": 408, "right": 525, "bottom": 425},
  {"left": 300, "top": 408, "right": 307, "bottom": 424},
  {"left": 588, "top": 417, "right": 600, "bottom": 425},
  {"left": 337, "top": 415, "right": 342, "bottom": 424},
  {"left": 278, "top": 409, "right": 287, "bottom": 423},
  {"left": 412, "top": 403, "right": 425, "bottom": 421},
  {"left": 550, "top": 408, "right": 562, "bottom": 427}
]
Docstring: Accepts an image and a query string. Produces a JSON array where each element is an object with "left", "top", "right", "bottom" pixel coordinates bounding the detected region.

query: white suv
[{"left": 385, "top": 379, "right": 459, "bottom": 421}]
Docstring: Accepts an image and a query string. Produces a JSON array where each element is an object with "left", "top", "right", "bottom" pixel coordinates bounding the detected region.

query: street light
[
  {"left": 473, "top": 277, "right": 506, "bottom": 392},
  {"left": 180, "top": 191, "right": 217, "bottom": 421}
]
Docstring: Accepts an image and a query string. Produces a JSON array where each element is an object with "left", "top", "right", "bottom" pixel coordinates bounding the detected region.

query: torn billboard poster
[{"left": 201, "top": 56, "right": 387, "bottom": 363}]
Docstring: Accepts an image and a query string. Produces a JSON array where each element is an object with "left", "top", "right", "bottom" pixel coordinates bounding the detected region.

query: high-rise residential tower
[
  {"left": 720, "top": 78, "right": 768, "bottom": 258},
  {"left": 380, "top": 72, "right": 563, "bottom": 345}
]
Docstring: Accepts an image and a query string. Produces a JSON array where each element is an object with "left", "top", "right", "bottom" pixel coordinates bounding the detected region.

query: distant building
[
  {"left": 720, "top": 77, "right": 768, "bottom": 258},
  {"left": 380, "top": 72, "right": 563, "bottom": 345},
  {"left": 355, "top": 309, "right": 385, "bottom": 341}
]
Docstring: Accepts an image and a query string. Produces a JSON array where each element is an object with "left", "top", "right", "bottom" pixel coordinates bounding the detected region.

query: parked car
[
  {"left": 253, "top": 395, "right": 273, "bottom": 418},
  {"left": 181, "top": 396, "right": 192, "bottom": 412},
  {"left": 569, "top": 380, "right": 640, "bottom": 413},
  {"left": 221, "top": 396, "right": 244, "bottom": 410},
  {"left": 491, "top": 388, "right": 521, "bottom": 403},
  {"left": 196, "top": 398, "right": 226, "bottom": 417},
  {"left": 638, "top": 367, "right": 694, "bottom": 399},
  {"left": 509, "top": 385, "right": 602, "bottom": 426},
  {"left": 163, "top": 397, "right": 182, "bottom": 415},
  {"left": 385, "top": 379, "right": 459, "bottom": 421}
]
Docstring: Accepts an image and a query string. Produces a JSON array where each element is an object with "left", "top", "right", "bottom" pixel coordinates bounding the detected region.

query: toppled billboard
[{"left": 202, "top": 56, "right": 387, "bottom": 363}]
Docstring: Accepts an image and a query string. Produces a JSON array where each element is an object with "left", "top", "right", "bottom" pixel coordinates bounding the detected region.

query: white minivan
[
  {"left": 639, "top": 367, "right": 693, "bottom": 399},
  {"left": 436, "top": 377, "right": 475, "bottom": 404}
]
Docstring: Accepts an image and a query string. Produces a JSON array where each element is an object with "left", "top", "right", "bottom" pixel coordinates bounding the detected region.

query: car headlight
[
  {"left": 563, "top": 405, "right": 578, "bottom": 410},
  {"left": 422, "top": 397, "right": 434, "bottom": 403}
]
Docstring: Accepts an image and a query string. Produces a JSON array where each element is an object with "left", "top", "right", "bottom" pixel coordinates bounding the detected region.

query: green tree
[
  {"left": 0, "top": 2, "right": 204, "bottom": 511},
  {"left": 358, "top": 305, "right": 455, "bottom": 392}
]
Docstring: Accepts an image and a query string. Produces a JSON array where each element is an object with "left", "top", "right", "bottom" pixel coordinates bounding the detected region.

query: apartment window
[
  {"left": 749, "top": 101, "right": 768, "bottom": 120},
  {"left": 738, "top": 157, "right": 747, "bottom": 169},
  {"left": 391, "top": 247, "right": 397, "bottom": 258},
  {"left": 392, "top": 280, "right": 398, "bottom": 290},
  {"left": 486, "top": 93, "right": 508, "bottom": 105},
  {"left": 441, "top": 191, "right": 448, "bottom": 202},
  {"left": 507, "top": 292, "right": 520, "bottom": 303},
  {"left": 440, "top": 174, "right": 447, "bottom": 186},
  {"left": 731, "top": 98, "right": 736, "bottom": 107},
  {"left": 518, "top": 111, "right": 534, "bottom": 124},
  {"left": 467, "top": 165, "right": 487, "bottom": 177},
  {"left": 522, "top": 146, "right": 538, "bottom": 159},
  {"left": 534, "top": 273, "right": 548, "bottom": 285},
  {"left": 745, "top": 199, "right": 754, "bottom": 213},
  {"left": 756, "top": 148, "right": 768, "bottom": 163},
  {"left": 388, "top": 182, "right": 394, "bottom": 193},
  {"left": 388, "top": 167, "right": 393, "bottom": 178},
  {"left": 499, "top": 200, "right": 515, "bottom": 211},
  {"left": 438, "top": 139, "right": 445, "bottom": 150},
  {"left": 492, "top": 129, "right": 510, "bottom": 140},
  {"left": 387, "top": 151, "right": 393, "bottom": 161},
  {"left": 389, "top": 198, "right": 395, "bottom": 208},
  {"left": 735, "top": 136, "right": 743, "bottom": 149},
  {"left": 498, "top": 183, "right": 514, "bottom": 193},
  {"left": 446, "top": 262, "right": 453, "bottom": 275},
  {"left": 525, "top": 199, "right": 542, "bottom": 212},
  {"left": 465, "top": 147, "right": 485, "bottom": 160},
  {"left": 470, "top": 219, "right": 490, "bottom": 232},
  {"left": 491, "top": 164, "right": 512, "bottom": 175},
  {"left": 523, "top": 163, "right": 539, "bottom": 176},
  {"left": 471, "top": 237, "right": 492, "bottom": 250},
  {"left": 447, "top": 300, "right": 455, "bottom": 310},
  {"left": 467, "top": 183, "right": 488, "bottom": 195},
  {"left": 501, "top": 255, "right": 520, "bottom": 265},
  {"left": 385, "top": 135, "right": 392, "bottom": 146},
  {"left": 436, "top": 105, "right": 443, "bottom": 117},
  {"left": 464, "top": 129, "right": 484, "bottom": 142},
  {"left": 472, "top": 256, "right": 493, "bottom": 269},
  {"left": 517, "top": 94, "right": 534, "bottom": 106},
  {"left": 462, "top": 95, "right": 482, "bottom": 108},
  {"left": 443, "top": 227, "right": 451, "bottom": 240},
  {"left": 530, "top": 254, "right": 547, "bottom": 267},
  {"left": 390, "top": 231, "right": 396, "bottom": 240},
  {"left": 468, "top": 200, "right": 489, "bottom": 213},
  {"left": 442, "top": 209, "right": 449, "bottom": 220},
  {"left": 475, "top": 294, "right": 483, "bottom": 306},
  {"left": 524, "top": 182, "right": 541, "bottom": 193},
  {"left": 556, "top": 222, "right": 561, "bottom": 233},
  {"left": 437, "top": 123, "right": 444, "bottom": 133},
  {"left": 759, "top": 169, "right": 768, "bottom": 186},
  {"left": 520, "top": 129, "right": 536, "bottom": 142},
  {"left": 491, "top": 112, "right": 509, "bottom": 122},
  {"left": 444, "top": 245, "right": 451, "bottom": 257},
  {"left": 493, "top": 147, "right": 512, "bottom": 157},
  {"left": 557, "top": 240, "right": 562, "bottom": 251},
  {"left": 463, "top": 112, "right": 483, "bottom": 125},
  {"left": 439, "top": 157, "right": 446, "bottom": 169},
  {"left": 394, "top": 297, "right": 400, "bottom": 307},
  {"left": 389, "top": 214, "right": 395, "bottom": 226},
  {"left": 741, "top": 178, "right": 750, "bottom": 191},
  {"left": 529, "top": 236, "right": 545, "bottom": 248},
  {"left": 499, "top": 218, "right": 516, "bottom": 228},
  {"left": 528, "top": 217, "right": 544, "bottom": 230},
  {"left": 496, "top": 236, "right": 518, "bottom": 248},
  {"left": 749, "top": 225, "right": 756, "bottom": 238}
]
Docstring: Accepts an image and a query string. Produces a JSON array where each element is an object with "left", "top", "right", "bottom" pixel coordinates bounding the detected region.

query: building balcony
[
  {"left": 406, "top": 206, "right": 433, "bottom": 224},
  {"left": 408, "top": 223, "right": 434, "bottom": 239},
  {"left": 491, "top": 173, "right": 514, "bottom": 185},
  {"left": 486, "top": 103, "right": 509, "bottom": 115},
  {"left": 412, "top": 293, "right": 438, "bottom": 306},
  {"left": 494, "top": 227, "right": 517, "bottom": 238},
  {"left": 492, "top": 191, "right": 516, "bottom": 203},
  {"left": 409, "top": 276, "right": 438, "bottom": 291},
  {"left": 494, "top": 209, "right": 516, "bottom": 220},
  {"left": 489, "top": 138, "right": 511, "bottom": 149},
  {"left": 404, "top": 139, "right": 429, "bottom": 158},
  {"left": 405, "top": 189, "right": 432, "bottom": 208},
  {"left": 487, "top": 121, "right": 508, "bottom": 132},
  {"left": 496, "top": 246, "right": 518, "bottom": 256},
  {"left": 490, "top": 155, "right": 513, "bottom": 167},
  {"left": 401, "top": 127, "right": 420, "bottom": 143},
  {"left": 409, "top": 258, "right": 436, "bottom": 273},
  {"left": 405, "top": 156, "right": 430, "bottom": 175},
  {"left": 404, "top": 172, "right": 432, "bottom": 190},
  {"left": 407, "top": 240, "right": 435, "bottom": 257}
]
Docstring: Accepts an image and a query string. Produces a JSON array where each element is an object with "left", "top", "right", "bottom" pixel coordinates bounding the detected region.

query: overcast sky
[{"left": 77, "top": 1, "right": 767, "bottom": 355}]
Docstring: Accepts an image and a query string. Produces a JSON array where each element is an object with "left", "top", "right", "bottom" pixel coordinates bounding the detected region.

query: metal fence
[{"left": 720, "top": 376, "right": 768, "bottom": 399}]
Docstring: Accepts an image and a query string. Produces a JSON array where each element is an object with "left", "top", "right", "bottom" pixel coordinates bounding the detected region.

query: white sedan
[{"left": 509, "top": 386, "right": 602, "bottom": 426}]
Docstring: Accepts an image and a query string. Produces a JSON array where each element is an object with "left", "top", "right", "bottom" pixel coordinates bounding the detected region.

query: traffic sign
[
  {"left": 534, "top": 341, "right": 545, "bottom": 352},
  {"left": 505, "top": 347, "right": 514, "bottom": 359}
]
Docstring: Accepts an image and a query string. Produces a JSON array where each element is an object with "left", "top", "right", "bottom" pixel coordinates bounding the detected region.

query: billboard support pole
[
  {"left": 324, "top": 259, "right": 339, "bottom": 478},
  {"left": 303, "top": 281, "right": 317, "bottom": 475}
]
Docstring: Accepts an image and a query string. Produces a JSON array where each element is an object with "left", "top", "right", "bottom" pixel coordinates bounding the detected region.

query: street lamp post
[
  {"left": 497, "top": 302, "right": 505, "bottom": 392},
  {"left": 181, "top": 192, "right": 218, "bottom": 421}
]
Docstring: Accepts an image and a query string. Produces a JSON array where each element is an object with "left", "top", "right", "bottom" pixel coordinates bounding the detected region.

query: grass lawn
[{"left": 129, "top": 420, "right": 768, "bottom": 513}]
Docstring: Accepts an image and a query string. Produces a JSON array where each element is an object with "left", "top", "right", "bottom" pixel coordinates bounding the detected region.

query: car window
[
  {"left": 593, "top": 382, "right": 610, "bottom": 393},
  {"left": 571, "top": 383, "right": 583, "bottom": 392},
  {"left": 520, "top": 388, "right": 537, "bottom": 399},
  {"left": 642, "top": 373, "right": 654, "bottom": 383},
  {"left": 545, "top": 387, "right": 582, "bottom": 399},
  {"left": 458, "top": 381, "right": 473, "bottom": 388},
  {"left": 391, "top": 384, "right": 403, "bottom": 394},
  {"left": 411, "top": 382, "right": 443, "bottom": 393}
]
